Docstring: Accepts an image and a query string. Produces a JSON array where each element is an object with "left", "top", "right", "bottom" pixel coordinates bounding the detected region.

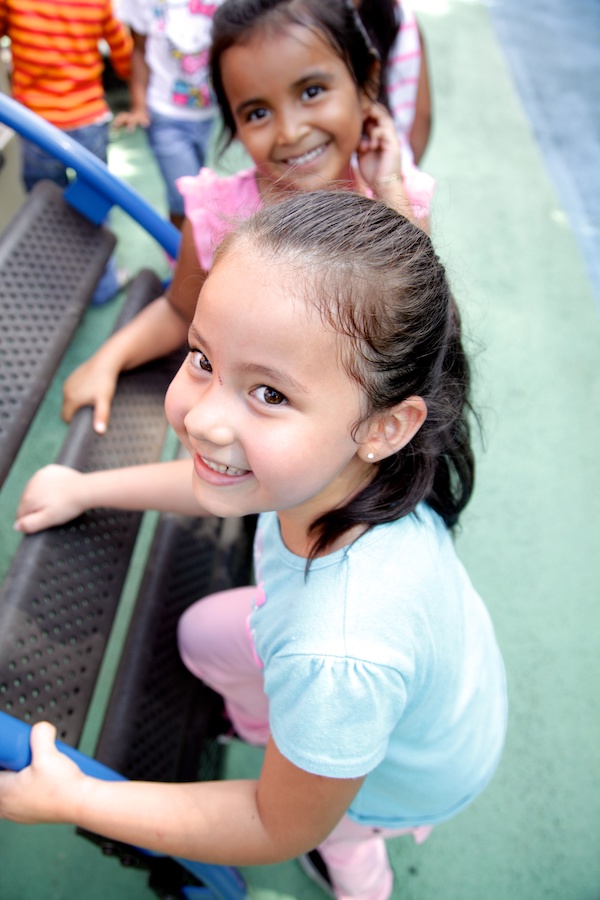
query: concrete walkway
[{"left": 0, "top": 1, "right": 598, "bottom": 898}]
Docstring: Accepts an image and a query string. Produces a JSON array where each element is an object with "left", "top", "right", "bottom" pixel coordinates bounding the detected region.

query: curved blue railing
[{"left": 0, "top": 93, "right": 180, "bottom": 260}]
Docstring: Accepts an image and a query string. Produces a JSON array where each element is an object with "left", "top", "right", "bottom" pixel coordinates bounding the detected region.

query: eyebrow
[
  {"left": 188, "top": 325, "right": 309, "bottom": 395},
  {"left": 241, "top": 362, "right": 309, "bottom": 395},
  {"left": 234, "top": 70, "right": 335, "bottom": 118}
]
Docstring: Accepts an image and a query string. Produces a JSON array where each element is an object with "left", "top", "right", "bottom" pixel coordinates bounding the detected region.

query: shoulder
[
  {"left": 349, "top": 506, "right": 446, "bottom": 567},
  {"left": 177, "top": 166, "right": 260, "bottom": 212},
  {"left": 117, "top": 0, "right": 150, "bottom": 31}
]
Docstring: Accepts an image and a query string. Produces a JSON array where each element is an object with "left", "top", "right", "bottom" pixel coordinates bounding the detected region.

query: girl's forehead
[
  {"left": 233, "top": 20, "right": 341, "bottom": 64},
  {"left": 201, "top": 244, "right": 322, "bottom": 334}
]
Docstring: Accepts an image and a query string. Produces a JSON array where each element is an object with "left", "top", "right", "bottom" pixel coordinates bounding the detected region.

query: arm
[
  {"left": 409, "top": 23, "right": 432, "bottom": 165},
  {"left": 62, "top": 220, "right": 206, "bottom": 433},
  {"left": 0, "top": 725, "right": 363, "bottom": 865},
  {"left": 104, "top": 4, "right": 134, "bottom": 83},
  {"left": 113, "top": 31, "right": 151, "bottom": 131},
  {"left": 13, "top": 458, "right": 208, "bottom": 534}
]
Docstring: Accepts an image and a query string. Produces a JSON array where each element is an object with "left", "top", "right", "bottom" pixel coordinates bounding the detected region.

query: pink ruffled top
[{"left": 177, "top": 161, "right": 435, "bottom": 272}]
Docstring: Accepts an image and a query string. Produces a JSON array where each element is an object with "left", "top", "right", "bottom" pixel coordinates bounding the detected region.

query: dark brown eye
[
  {"left": 259, "top": 386, "right": 286, "bottom": 405},
  {"left": 190, "top": 349, "right": 212, "bottom": 372}
]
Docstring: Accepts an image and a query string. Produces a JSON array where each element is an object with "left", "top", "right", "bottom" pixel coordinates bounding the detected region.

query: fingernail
[{"left": 95, "top": 422, "right": 107, "bottom": 434}]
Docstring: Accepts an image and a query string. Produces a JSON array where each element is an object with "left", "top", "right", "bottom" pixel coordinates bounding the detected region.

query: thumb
[
  {"left": 29, "top": 722, "right": 58, "bottom": 761},
  {"left": 14, "top": 507, "right": 59, "bottom": 535}
]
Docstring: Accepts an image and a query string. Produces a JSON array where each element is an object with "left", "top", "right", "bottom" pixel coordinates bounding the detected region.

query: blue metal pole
[{"left": 0, "top": 94, "right": 181, "bottom": 260}]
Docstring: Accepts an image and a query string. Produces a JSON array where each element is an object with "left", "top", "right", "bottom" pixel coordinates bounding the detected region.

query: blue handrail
[
  {"left": 0, "top": 711, "right": 247, "bottom": 900},
  {"left": 0, "top": 93, "right": 180, "bottom": 260}
]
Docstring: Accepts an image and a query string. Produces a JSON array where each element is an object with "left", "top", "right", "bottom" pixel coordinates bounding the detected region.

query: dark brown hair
[
  {"left": 217, "top": 191, "right": 476, "bottom": 561},
  {"left": 356, "top": 0, "right": 402, "bottom": 108}
]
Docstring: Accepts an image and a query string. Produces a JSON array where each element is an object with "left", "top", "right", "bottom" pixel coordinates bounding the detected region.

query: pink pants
[{"left": 177, "top": 587, "right": 432, "bottom": 900}]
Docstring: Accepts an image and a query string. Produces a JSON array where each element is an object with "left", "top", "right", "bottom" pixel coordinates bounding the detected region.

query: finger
[
  {"left": 61, "top": 393, "right": 77, "bottom": 424},
  {"left": 93, "top": 396, "right": 112, "bottom": 435}
]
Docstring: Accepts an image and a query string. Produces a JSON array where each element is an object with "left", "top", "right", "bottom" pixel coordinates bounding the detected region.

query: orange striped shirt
[{"left": 0, "top": 0, "right": 132, "bottom": 129}]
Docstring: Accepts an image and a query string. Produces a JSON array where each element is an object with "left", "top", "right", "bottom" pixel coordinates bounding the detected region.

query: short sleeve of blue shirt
[{"left": 265, "top": 653, "right": 408, "bottom": 778}]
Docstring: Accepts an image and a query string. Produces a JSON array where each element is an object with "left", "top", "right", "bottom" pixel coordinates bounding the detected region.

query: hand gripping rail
[{"left": 0, "top": 710, "right": 247, "bottom": 900}]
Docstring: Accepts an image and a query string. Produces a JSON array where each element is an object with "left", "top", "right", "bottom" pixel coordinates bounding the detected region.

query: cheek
[{"left": 164, "top": 375, "right": 188, "bottom": 435}]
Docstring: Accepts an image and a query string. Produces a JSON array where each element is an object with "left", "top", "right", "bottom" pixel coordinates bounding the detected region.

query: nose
[
  {"left": 275, "top": 104, "right": 310, "bottom": 146},
  {"left": 183, "top": 381, "right": 237, "bottom": 448}
]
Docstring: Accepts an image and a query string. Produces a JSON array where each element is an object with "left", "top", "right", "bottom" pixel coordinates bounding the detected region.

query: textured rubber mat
[
  {"left": 0, "top": 269, "right": 185, "bottom": 746},
  {"left": 92, "top": 512, "right": 256, "bottom": 783},
  {"left": 0, "top": 180, "right": 115, "bottom": 488}
]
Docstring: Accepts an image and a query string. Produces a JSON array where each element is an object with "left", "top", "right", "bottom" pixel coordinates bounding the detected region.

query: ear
[{"left": 358, "top": 397, "right": 427, "bottom": 464}]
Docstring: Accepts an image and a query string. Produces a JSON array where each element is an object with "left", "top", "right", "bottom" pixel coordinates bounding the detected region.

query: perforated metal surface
[
  {"left": 0, "top": 181, "right": 115, "bottom": 487},
  {"left": 0, "top": 270, "right": 185, "bottom": 746},
  {"left": 93, "top": 514, "right": 255, "bottom": 783}
]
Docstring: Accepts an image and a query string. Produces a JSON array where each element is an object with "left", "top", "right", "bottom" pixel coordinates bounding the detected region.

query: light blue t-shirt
[{"left": 250, "top": 504, "right": 507, "bottom": 828}]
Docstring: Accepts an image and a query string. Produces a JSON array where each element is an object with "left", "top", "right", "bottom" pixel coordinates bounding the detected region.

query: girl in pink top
[{"left": 61, "top": 0, "right": 435, "bottom": 435}]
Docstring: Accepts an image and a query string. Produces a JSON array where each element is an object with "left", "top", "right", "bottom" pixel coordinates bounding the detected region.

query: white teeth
[
  {"left": 201, "top": 457, "right": 247, "bottom": 477},
  {"left": 284, "top": 144, "right": 326, "bottom": 167}
]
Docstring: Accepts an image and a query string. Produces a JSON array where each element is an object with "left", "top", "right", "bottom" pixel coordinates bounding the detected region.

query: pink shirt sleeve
[{"left": 177, "top": 167, "right": 262, "bottom": 271}]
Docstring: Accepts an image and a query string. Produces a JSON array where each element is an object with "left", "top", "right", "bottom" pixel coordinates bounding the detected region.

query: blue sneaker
[{"left": 91, "top": 260, "right": 129, "bottom": 305}]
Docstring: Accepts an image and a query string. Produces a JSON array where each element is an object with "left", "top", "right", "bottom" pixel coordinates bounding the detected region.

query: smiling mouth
[
  {"left": 201, "top": 457, "right": 249, "bottom": 477},
  {"left": 281, "top": 142, "right": 328, "bottom": 168}
]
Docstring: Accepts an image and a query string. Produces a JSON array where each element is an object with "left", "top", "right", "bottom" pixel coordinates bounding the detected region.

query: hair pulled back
[
  {"left": 356, "top": 0, "right": 401, "bottom": 108},
  {"left": 218, "top": 191, "right": 476, "bottom": 560},
  {"left": 210, "top": 0, "right": 380, "bottom": 147}
]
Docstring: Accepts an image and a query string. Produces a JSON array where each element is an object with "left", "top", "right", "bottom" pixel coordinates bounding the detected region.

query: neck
[{"left": 277, "top": 513, "right": 369, "bottom": 559}]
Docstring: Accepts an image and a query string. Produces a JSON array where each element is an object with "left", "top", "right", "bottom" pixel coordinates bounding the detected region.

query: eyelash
[
  {"left": 187, "top": 345, "right": 212, "bottom": 372},
  {"left": 253, "top": 386, "right": 288, "bottom": 406},
  {"left": 246, "top": 107, "right": 269, "bottom": 123},
  {"left": 302, "top": 84, "right": 325, "bottom": 100}
]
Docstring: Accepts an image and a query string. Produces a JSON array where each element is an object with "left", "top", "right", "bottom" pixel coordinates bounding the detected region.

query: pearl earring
[{"left": 367, "top": 453, "right": 375, "bottom": 460}]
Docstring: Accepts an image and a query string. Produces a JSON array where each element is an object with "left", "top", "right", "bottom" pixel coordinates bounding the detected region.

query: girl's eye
[
  {"left": 254, "top": 385, "right": 287, "bottom": 406},
  {"left": 247, "top": 106, "right": 269, "bottom": 122},
  {"left": 189, "top": 348, "right": 212, "bottom": 372},
  {"left": 302, "top": 84, "right": 324, "bottom": 101}
]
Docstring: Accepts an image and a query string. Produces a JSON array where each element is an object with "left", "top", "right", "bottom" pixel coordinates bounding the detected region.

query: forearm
[
  {"left": 95, "top": 296, "right": 189, "bottom": 375},
  {"left": 375, "top": 177, "right": 430, "bottom": 234},
  {"left": 77, "top": 459, "right": 206, "bottom": 517},
  {"left": 374, "top": 176, "right": 412, "bottom": 218},
  {"left": 129, "top": 37, "right": 150, "bottom": 117},
  {"left": 1, "top": 732, "right": 361, "bottom": 867},
  {"left": 72, "top": 777, "right": 302, "bottom": 866}
]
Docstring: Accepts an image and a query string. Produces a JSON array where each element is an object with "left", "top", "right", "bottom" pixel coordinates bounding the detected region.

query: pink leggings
[{"left": 177, "top": 587, "right": 432, "bottom": 900}]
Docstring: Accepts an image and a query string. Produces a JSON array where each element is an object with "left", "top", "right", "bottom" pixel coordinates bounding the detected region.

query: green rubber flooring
[{"left": 1, "top": 1, "right": 599, "bottom": 897}]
